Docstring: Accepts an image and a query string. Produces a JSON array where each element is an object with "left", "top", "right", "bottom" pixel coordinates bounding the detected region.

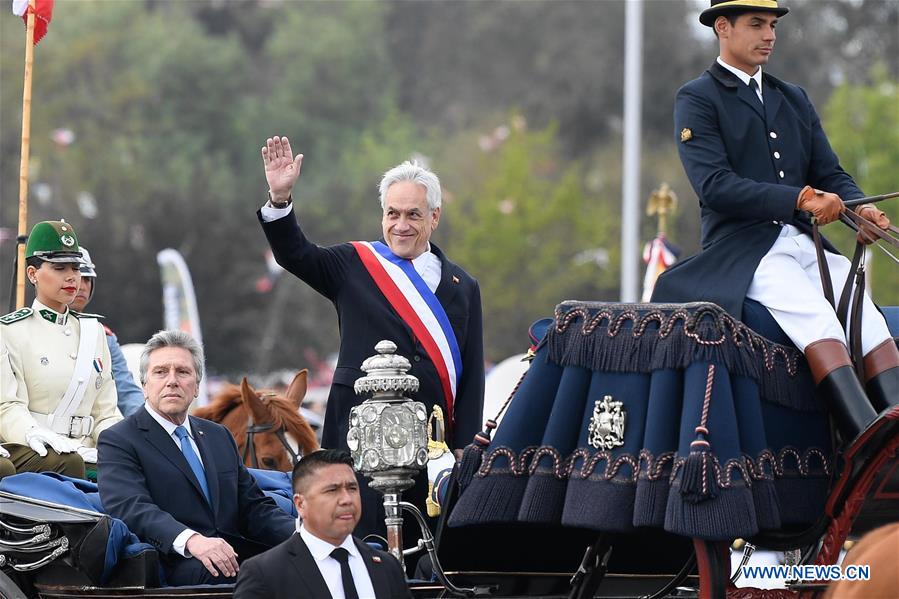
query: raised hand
[
  {"left": 261, "top": 136, "right": 303, "bottom": 204},
  {"left": 186, "top": 534, "right": 239, "bottom": 578}
]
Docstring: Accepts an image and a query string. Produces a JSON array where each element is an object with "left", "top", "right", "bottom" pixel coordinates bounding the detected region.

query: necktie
[
  {"left": 330, "top": 547, "right": 360, "bottom": 599},
  {"left": 174, "top": 426, "right": 211, "bottom": 505},
  {"left": 749, "top": 78, "right": 764, "bottom": 105}
]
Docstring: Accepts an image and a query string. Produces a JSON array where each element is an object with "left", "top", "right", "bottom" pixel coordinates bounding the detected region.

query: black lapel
[
  {"left": 137, "top": 409, "right": 211, "bottom": 512},
  {"left": 355, "top": 537, "right": 391, "bottom": 598},
  {"left": 431, "top": 244, "right": 461, "bottom": 313},
  {"left": 190, "top": 417, "right": 218, "bottom": 513},
  {"left": 761, "top": 75, "right": 784, "bottom": 131},
  {"left": 708, "top": 61, "right": 764, "bottom": 119},
  {"left": 287, "top": 534, "right": 334, "bottom": 599}
]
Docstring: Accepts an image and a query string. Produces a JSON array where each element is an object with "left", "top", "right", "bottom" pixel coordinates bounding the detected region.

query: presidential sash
[{"left": 350, "top": 241, "right": 462, "bottom": 431}]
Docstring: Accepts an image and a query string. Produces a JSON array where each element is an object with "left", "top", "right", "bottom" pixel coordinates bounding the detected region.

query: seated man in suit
[
  {"left": 234, "top": 449, "right": 411, "bottom": 599},
  {"left": 97, "top": 330, "right": 295, "bottom": 586}
]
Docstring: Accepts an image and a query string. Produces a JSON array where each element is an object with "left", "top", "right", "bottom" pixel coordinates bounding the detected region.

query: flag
[
  {"left": 12, "top": 0, "right": 55, "bottom": 45},
  {"left": 641, "top": 233, "right": 679, "bottom": 302},
  {"left": 157, "top": 248, "right": 208, "bottom": 405}
]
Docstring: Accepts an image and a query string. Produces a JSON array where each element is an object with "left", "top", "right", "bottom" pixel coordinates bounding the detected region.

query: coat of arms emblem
[{"left": 587, "top": 395, "right": 626, "bottom": 450}]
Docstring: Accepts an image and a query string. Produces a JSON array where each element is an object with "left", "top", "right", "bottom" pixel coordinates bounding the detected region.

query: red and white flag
[{"left": 12, "top": 0, "right": 54, "bottom": 45}]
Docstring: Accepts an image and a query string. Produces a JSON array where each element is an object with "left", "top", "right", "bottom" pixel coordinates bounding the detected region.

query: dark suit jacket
[
  {"left": 259, "top": 209, "right": 485, "bottom": 450},
  {"left": 97, "top": 409, "right": 296, "bottom": 583},
  {"left": 653, "top": 62, "right": 862, "bottom": 318},
  {"left": 234, "top": 533, "right": 412, "bottom": 599}
]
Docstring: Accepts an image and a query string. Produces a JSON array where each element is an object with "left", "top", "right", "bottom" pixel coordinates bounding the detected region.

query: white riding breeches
[{"left": 746, "top": 225, "right": 892, "bottom": 354}]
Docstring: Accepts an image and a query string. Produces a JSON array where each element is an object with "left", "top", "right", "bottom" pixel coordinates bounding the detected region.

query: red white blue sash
[{"left": 351, "top": 241, "right": 462, "bottom": 429}]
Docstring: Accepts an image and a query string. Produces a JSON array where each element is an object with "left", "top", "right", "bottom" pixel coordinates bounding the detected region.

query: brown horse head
[{"left": 194, "top": 370, "right": 319, "bottom": 471}]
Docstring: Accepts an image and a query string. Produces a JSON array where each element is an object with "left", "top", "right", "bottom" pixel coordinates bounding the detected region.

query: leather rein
[{"left": 811, "top": 195, "right": 899, "bottom": 377}]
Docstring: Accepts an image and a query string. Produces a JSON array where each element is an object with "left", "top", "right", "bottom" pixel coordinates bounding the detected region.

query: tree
[
  {"left": 821, "top": 65, "right": 899, "bottom": 305},
  {"left": 440, "top": 121, "right": 618, "bottom": 359}
]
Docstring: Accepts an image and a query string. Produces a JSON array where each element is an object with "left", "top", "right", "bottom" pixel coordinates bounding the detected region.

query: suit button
[
  {"left": 773, "top": 151, "right": 780, "bottom": 159},
  {"left": 769, "top": 131, "right": 777, "bottom": 139},
  {"left": 64, "top": 328, "right": 72, "bottom": 336},
  {"left": 70, "top": 353, "right": 77, "bottom": 359},
  {"left": 414, "top": 355, "right": 421, "bottom": 362},
  {"left": 779, "top": 170, "right": 785, "bottom": 178}
]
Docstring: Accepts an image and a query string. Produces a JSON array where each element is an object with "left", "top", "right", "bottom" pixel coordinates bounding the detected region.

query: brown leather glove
[
  {"left": 797, "top": 185, "right": 844, "bottom": 225},
  {"left": 855, "top": 203, "right": 890, "bottom": 245}
]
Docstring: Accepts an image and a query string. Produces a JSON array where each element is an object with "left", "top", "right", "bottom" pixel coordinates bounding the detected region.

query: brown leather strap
[
  {"left": 805, "top": 339, "right": 853, "bottom": 384},
  {"left": 836, "top": 242, "right": 864, "bottom": 329},
  {"left": 863, "top": 338, "right": 899, "bottom": 382},
  {"left": 812, "top": 221, "right": 836, "bottom": 308},
  {"left": 849, "top": 268, "right": 865, "bottom": 377},
  {"left": 841, "top": 210, "right": 899, "bottom": 249}
]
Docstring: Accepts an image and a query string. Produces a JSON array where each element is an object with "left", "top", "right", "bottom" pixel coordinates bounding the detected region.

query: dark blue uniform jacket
[{"left": 653, "top": 62, "right": 862, "bottom": 318}]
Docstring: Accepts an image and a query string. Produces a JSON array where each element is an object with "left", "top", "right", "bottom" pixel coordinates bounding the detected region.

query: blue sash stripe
[{"left": 371, "top": 241, "right": 463, "bottom": 384}]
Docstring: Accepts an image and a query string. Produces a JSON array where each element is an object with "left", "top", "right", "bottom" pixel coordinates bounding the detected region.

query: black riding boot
[
  {"left": 806, "top": 339, "right": 878, "bottom": 442},
  {"left": 864, "top": 339, "right": 899, "bottom": 411}
]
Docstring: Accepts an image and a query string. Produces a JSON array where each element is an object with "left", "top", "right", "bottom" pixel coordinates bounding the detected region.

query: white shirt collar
[
  {"left": 299, "top": 524, "right": 360, "bottom": 562},
  {"left": 410, "top": 244, "right": 442, "bottom": 293},
  {"left": 717, "top": 56, "right": 763, "bottom": 92},
  {"left": 143, "top": 403, "right": 194, "bottom": 440}
]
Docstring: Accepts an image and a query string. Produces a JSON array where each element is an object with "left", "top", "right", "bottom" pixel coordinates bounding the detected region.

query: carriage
[{"left": 2, "top": 298, "right": 897, "bottom": 599}]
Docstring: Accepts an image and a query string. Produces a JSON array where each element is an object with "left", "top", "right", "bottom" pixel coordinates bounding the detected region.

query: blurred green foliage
[{"left": 1, "top": 0, "right": 896, "bottom": 373}]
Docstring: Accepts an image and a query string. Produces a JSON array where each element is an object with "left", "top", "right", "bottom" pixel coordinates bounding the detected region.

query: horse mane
[{"left": 194, "top": 384, "right": 243, "bottom": 423}]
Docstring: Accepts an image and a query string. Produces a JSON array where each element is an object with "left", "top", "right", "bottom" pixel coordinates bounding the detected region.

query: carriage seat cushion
[
  {"left": 0, "top": 472, "right": 154, "bottom": 584},
  {"left": 247, "top": 467, "right": 297, "bottom": 517}
]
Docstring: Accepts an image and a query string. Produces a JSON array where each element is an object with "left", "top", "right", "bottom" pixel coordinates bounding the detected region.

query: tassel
[
  {"left": 455, "top": 419, "right": 497, "bottom": 491},
  {"left": 680, "top": 426, "right": 719, "bottom": 504},
  {"left": 681, "top": 364, "right": 718, "bottom": 504}
]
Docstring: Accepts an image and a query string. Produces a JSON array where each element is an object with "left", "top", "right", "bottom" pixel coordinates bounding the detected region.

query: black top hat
[{"left": 700, "top": 0, "right": 789, "bottom": 27}]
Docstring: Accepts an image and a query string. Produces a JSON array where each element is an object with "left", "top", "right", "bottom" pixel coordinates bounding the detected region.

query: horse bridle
[{"left": 242, "top": 400, "right": 302, "bottom": 469}]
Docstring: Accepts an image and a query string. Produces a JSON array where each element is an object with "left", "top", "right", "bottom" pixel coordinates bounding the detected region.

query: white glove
[
  {"left": 0, "top": 445, "right": 10, "bottom": 459},
  {"left": 25, "top": 427, "right": 79, "bottom": 457},
  {"left": 76, "top": 446, "right": 98, "bottom": 464}
]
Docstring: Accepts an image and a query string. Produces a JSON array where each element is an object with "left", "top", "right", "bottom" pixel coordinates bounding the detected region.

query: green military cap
[{"left": 25, "top": 220, "right": 83, "bottom": 263}]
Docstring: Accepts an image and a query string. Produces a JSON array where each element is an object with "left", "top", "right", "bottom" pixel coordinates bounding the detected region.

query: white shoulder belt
[{"left": 30, "top": 317, "right": 99, "bottom": 438}]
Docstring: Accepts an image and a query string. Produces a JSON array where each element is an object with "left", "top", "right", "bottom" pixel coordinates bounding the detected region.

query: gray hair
[
  {"left": 139, "top": 329, "right": 205, "bottom": 385},
  {"left": 378, "top": 160, "right": 442, "bottom": 211}
]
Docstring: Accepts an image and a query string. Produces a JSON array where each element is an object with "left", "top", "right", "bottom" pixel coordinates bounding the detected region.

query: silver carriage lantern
[
  {"left": 348, "top": 341, "right": 429, "bottom": 564},
  {"left": 349, "top": 341, "right": 479, "bottom": 596}
]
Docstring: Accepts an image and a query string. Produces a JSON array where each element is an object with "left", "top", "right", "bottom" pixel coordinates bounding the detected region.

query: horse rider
[
  {"left": 71, "top": 246, "right": 145, "bottom": 417},
  {"left": 1, "top": 220, "right": 121, "bottom": 478},
  {"left": 653, "top": 0, "right": 898, "bottom": 443}
]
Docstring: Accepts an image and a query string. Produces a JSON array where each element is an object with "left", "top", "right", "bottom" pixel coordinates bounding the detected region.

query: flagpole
[
  {"left": 16, "top": 0, "right": 37, "bottom": 309},
  {"left": 620, "top": 0, "right": 644, "bottom": 302}
]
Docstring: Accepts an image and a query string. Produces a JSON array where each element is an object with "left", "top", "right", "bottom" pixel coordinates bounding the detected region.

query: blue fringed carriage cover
[{"left": 449, "top": 301, "right": 834, "bottom": 540}]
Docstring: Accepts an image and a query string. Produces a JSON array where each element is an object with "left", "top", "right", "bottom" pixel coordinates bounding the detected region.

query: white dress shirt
[
  {"left": 717, "top": 56, "right": 764, "bottom": 104},
  {"left": 260, "top": 198, "right": 442, "bottom": 292},
  {"left": 299, "top": 525, "right": 377, "bottom": 599},
  {"left": 143, "top": 404, "right": 204, "bottom": 557}
]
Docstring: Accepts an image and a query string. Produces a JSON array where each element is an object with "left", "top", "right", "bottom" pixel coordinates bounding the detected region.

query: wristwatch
[{"left": 268, "top": 191, "right": 291, "bottom": 209}]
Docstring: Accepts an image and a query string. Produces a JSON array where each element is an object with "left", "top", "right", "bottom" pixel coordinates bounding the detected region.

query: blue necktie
[{"left": 174, "top": 426, "right": 211, "bottom": 505}]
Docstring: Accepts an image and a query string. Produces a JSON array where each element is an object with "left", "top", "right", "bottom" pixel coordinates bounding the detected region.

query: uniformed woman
[{"left": 0, "top": 220, "right": 122, "bottom": 478}]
